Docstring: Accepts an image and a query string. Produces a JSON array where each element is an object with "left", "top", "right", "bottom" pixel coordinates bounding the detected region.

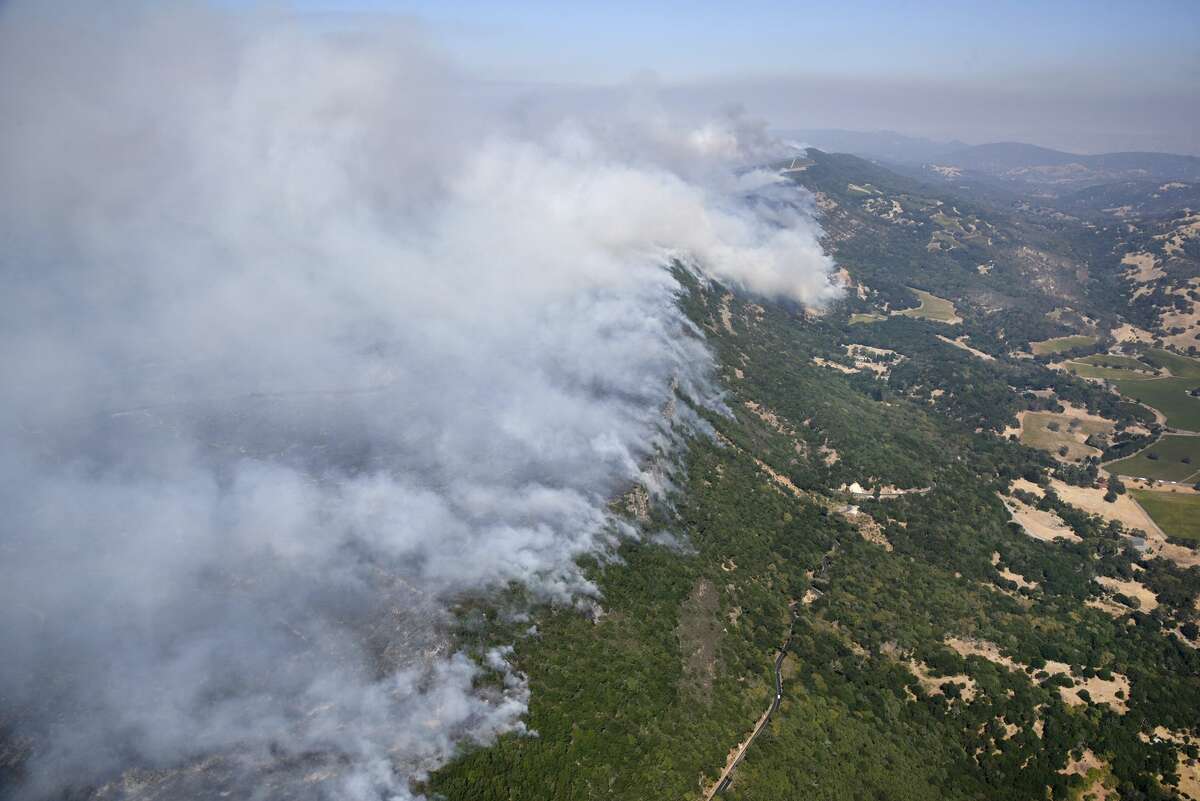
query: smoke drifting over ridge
[{"left": 0, "top": 3, "right": 838, "bottom": 798}]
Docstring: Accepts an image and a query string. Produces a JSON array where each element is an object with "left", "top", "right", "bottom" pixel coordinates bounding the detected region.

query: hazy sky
[{"left": 283, "top": 0, "right": 1200, "bottom": 154}]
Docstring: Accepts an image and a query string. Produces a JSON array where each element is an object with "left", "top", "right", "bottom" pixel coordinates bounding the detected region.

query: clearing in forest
[
  {"left": 849, "top": 312, "right": 886, "bottom": 324},
  {"left": 936, "top": 334, "right": 994, "bottom": 361},
  {"left": 1047, "top": 479, "right": 1159, "bottom": 537},
  {"left": 1008, "top": 406, "right": 1114, "bottom": 462},
  {"left": 1094, "top": 575, "right": 1159, "bottom": 611},
  {"left": 999, "top": 493, "right": 1081, "bottom": 543},
  {"left": 893, "top": 288, "right": 961, "bottom": 324},
  {"left": 946, "top": 638, "right": 1129, "bottom": 713},
  {"left": 1030, "top": 334, "right": 1098, "bottom": 355}
]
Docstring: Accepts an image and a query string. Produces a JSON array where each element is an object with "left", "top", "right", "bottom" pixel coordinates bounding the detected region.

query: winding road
[{"left": 704, "top": 610, "right": 797, "bottom": 799}]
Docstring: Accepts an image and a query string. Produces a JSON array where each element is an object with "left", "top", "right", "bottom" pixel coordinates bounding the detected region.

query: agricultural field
[
  {"left": 1113, "top": 377, "right": 1200, "bottom": 431},
  {"left": 1075, "top": 353, "right": 1154, "bottom": 372},
  {"left": 1105, "top": 434, "right": 1200, "bottom": 481},
  {"left": 1030, "top": 334, "right": 1098, "bottom": 355},
  {"left": 1077, "top": 349, "right": 1200, "bottom": 431},
  {"left": 1063, "top": 353, "right": 1159, "bottom": 381},
  {"left": 1065, "top": 361, "right": 1147, "bottom": 381},
  {"left": 1130, "top": 489, "right": 1200, "bottom": 542},
  {"left": 893, "top": 288, "right": 961, "bottom": 324},
  {"left": 1141, "top": 348, "right": 1200, "bottom": 379}
]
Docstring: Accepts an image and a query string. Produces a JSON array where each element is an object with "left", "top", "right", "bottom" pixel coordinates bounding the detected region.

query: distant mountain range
[
  {"left": 934, "top": 142, "right": 1200, "bottom": 183},
  {"left": 779, "top": 130, "right": 1200, "bottom": 201}
]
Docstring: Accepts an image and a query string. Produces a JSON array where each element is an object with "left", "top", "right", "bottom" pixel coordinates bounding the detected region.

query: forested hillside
[{"left": 430, "top": 151, "right": 1200, "bottom": 800}]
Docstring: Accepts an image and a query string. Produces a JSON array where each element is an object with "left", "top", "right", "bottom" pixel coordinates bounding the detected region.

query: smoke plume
[{"left": 0, "top": 2, "right": 838, "bottom": 798}]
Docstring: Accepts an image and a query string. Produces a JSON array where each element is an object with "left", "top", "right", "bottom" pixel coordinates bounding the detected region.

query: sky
[{"left": 281, "top": 0, "right": 1200, "bottom": 154}]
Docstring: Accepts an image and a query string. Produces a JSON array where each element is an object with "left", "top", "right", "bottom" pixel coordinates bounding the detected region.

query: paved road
[{"left": 705, "top": 612, "right": 797, "bottom": 799}]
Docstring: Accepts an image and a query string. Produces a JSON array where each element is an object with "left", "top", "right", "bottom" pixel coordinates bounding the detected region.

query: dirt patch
[
  {"left": 844, "top": 343, "right": 901, "bottom": 375},
  {"left": 755, "top": 458, "right": 804, "bottom": 499},
  {"left": 1143, "top": 728, "right": 1200, "bottom": 801},
  {"left": 1112, "top": 322, "right": 1156, "bottom": 344},
  {"left": 833, "top": 267, "right": 869, "bottom": 300},
  {"left": 624, "top": 484, "right": 650, "bottom": 521},
  {"left": 1012, "top": 478, "right": 1046, "bottom": 497},
  {"left": 840, "top": 481, "right": 930, "bottom": 498},
  {"left": 937, "top": 334, "right": 995, "bottom": 361},
  {"left": 676, "top": 579, "right": 722, "bottom": 700},
  {"left": 998, "top": 566, "right": 1038, "bottom": 590},
  {"left": 718, "top": 292, "right": 735, "bottom": 335},
  {"left": 1122, "top": 251, "right": 1165, "bottom": 283},
  {"left": 903, "top": 657, "right": 977, "bottom": 702},
  {"left": 1048, "top": 479, "right": 1159, "bottom": 537},
  {"left": 743, "top": 400, "right": 793, "bottom": 435},
  {"left": 1000, "top": 493, "right": 1082, "bottom": 542},
  {"left": 837, "top": 504, "right": 893, "bottom": 551},
  {"left": 1059, "top": 749, "right": 1116, "bottom": 801},
  {"left": 1156, "top": 211, "right": 1200, "bottom": 256},
  {"left": 1094, "top": 575, "right": 1159, "bottom": 611},
  {"left": 1086, "top": 597, "right": 1130, "bottom": 618},
  {"left": 812, "top": 356, "right": 860, "bottom": 374},
  {"left": 947, "top": 638, "right": 1129, "bottom": 713}
]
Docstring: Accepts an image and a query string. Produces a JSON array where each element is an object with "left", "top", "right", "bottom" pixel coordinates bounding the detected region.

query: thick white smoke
[{"left": 0, "top": 3, "right": 838, "bottom": 798}]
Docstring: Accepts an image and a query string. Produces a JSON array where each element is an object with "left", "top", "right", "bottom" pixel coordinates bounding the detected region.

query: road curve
[{"left": 704, "top": 611, "right": 797, "bottom": 799}]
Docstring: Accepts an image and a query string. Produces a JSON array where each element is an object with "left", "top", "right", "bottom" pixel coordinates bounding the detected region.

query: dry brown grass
[
  {"left": 1122, "top": 251, "right": 1165, "bottom": 282},
  {"left": 1111, "top": 322, "right": 1156, "bottom": 344},
  {"left": 999, "top": 494, "right": 1082, "bottom": 542},
  {"left": 1006, "top": 403, "right": 1115, "bottom": 462},
  {"left": 1059, "top": 749, "right": 1117, "bottom": 801},
  {"left": 718, "top": 292, "right": 735, "bottom": 335},
  {"left": 998, "top": 566, "right": 1038, "bottom": 590},
  {"left": 1142, "top": 728, "right": 1200, "bottom": 801},
  {"left": 743, "top": 400, "right": 792, "bottom": 435},
  {"left": 1094, "top": 575, "right": 1159, "bottom": 611},
  {"left": 837, "top": 505, "right": 893, "bottom": 551},
  {"left": 937, "top": 334, "right": 995, "bottom": 361},
  {"left": 947, "top": 638, "right": 1129, "bottom": 713},
  {"left": 903, "top": 657, "right": 977, "bottom": 702},
  {"left": 1049, "top": 479, "right": 1160, "bottom": 537}
]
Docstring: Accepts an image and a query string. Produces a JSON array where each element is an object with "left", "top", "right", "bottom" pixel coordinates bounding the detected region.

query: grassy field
[
  {"left": 1074, "top": 354, "right": 1154, "bottom": 371},
  {"left": 1031, "top": 335, "right": 1099, "bottom": 355},
  {"left": 1113, "top": 377, "right": 1200, "bottom": 431},
  {"left": 1066, "top": 361, "right": 1149, "bottom": 381},
  {"left": 1141, "top": 348, "right": 1200, "bottom": 379},
  {"left": 1130, "top": 489, "right": 1200, "bottom": 541},
  {"left": 894, "top": 289, "right": 960, "bottom": 324},
  {"left": 849, "top": 312, "right": 886, "bottom": 324},
  {"left": 1020, "top": 411, "right": 1110, "bottom": 461},
  {"left": 1066, "top": 353, "right": 1157, "bottom": 381},
  {"left": 1106, "top": 435, "right": 1200, "bottom": 481}
]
